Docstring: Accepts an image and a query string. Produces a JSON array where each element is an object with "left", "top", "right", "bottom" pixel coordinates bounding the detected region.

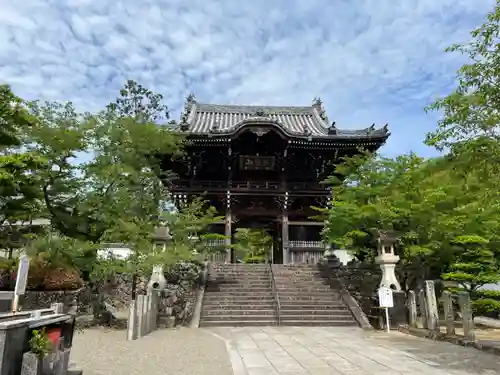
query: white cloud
[{"left": 0, "top": 0, "right": 495, "bottom": 156}]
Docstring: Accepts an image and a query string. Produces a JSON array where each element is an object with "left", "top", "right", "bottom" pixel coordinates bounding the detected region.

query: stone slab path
[
  {"left": 70, "top": 327, "right": 234, "bottom": 375},
  {"left": 208, "top": 326, "right": 500, "bottom": 375},
  {"left": 70, "top": 326, "right": 500, "bottom": 375}
]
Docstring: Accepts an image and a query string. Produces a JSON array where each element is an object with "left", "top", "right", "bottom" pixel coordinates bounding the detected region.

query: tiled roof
[{"left": 178, "top": 96, "right": 389, "bottom": 139}]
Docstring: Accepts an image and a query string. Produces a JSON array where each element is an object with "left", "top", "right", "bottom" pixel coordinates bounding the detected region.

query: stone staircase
[
  {"left": 273, "top": 264, "right": 358, "bottom": 326},
  {"left": 200, "top": 263, "right": 278, "bottom": 327}
]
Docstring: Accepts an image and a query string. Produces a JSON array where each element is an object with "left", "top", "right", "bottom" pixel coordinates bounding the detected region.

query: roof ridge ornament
[
  {"left": 187, "top": 93, "right": 196, "bottom": 104},
  {"left": 312, "top": 97, "right": 322, "bottom": 107},
  {"left": 255, "top": 108, "right": 268, "bottom": 117},
  {"left": 328, "top": 121, "right": 337, "bottom": 135},
  {"left": 312, "top": 97, "right": 328, "bottom": 122}
]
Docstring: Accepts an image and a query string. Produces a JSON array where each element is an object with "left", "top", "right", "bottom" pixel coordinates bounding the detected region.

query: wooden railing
[
  {"left": 269, "top": 264, "right": 281, "bottom": 326},
  {"left": 289, "top": 240, "right": 326, "bottom": 249},
  {"left": 170, "top": 180, "right": 329, "bottom": 192},
  {"left": 290, "top": 251, "right": 325, "bottom": 265}
]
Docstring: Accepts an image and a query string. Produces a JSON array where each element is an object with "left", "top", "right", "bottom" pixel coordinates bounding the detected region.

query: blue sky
[{"left": 0, "top": 0, "right": 495, "bottom": 157}]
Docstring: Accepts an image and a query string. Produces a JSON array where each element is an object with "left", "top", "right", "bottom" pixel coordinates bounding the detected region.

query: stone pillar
[
  {"left": 424, "top": 280, "right": 439, "bottom": 331},
  {"left": 282, "top": 213, "right": 289, "bottom": 264},
  {"left": 407, "top": 290, "right": 418, "bottom": 328},
  {"left": 224, "top": 209, "right": 232, "bottom": 263},
  {"left": 458, "top": 292, "right": 475, "bottom": 341},
  {"left": 418, "top": 289, "right": 427, "bottom": 328},
  {"left": 0, "top": 322, "right": 29, "bottom": 375},
  {"left": 442, "top": 291, "right": 455, "bottom": 335}
]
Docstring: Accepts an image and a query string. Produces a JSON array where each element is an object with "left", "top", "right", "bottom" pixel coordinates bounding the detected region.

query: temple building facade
[{"left": 162, "top": 95, "right": 389, "bottom": 264}]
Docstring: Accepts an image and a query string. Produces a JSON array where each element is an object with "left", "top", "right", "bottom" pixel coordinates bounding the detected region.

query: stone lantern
[
  {"left": 147, "top": 265, "right": 167, "bottom": 293},
  {"left": 374, "top": 231, "right": 401, "bottom": 291}
]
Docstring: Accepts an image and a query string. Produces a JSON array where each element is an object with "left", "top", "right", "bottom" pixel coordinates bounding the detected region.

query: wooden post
[
  {"left": 418, "top": 289, "right": 427, "bottom": 328},
  {"left": 282, "top": 213, "right": 289, "bottom": 265},
  {"left": 442, "top": 291, "right": 455, "bottom": 335},
  {"left": 136, "top": 295, "right": 144, "bottom": 339},
  {"left": 142, "top": 294, "right": 149, "bottom": 336},
  {"left": 50, "top": 302, "right": 64, "bottom": 314},
  {"left": 424, "top": 280, "right": 439, "bottom": 331},
  {"left": 407, "top": 290, "right": 418, "bottom": 328},
  {"left": 225, "top": 207, "right": 232, "bottom": 264},
  {"left": 127, "top": 299, "right": 137, "bottom": 340},
  {"left": 458, "top": 292, "right": 475, "bottom": 341}
]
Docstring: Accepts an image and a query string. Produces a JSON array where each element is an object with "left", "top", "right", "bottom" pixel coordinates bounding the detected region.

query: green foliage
[
  {"left": 233, "top": 228, "right": 271, "bottom": 263},
  {"left": 164, "top": 262, "right": 203, "bottom": 287},
  {"left": 0, "top": 86, "right": 47, "bottom": 239},
  {"left": 28, "top": 81, "right": 182, "bottom": 243},
  {"left": 161, "top": 198, "right": 226, "bottom": 263},
  {"left": 442, "top": 235, "right": 500, "bottom": 293},
  {"left": 28, "top": 328, "right": 53, "bottom": 357},
  {"left": 91, "top": 198, "right": 224, "bottom": 286},
  {"left": 471, "top": 298, "right": 500, "bottom": 316},
  {"left": 25, "top": 234, "right": 98, "bottom": 276}
]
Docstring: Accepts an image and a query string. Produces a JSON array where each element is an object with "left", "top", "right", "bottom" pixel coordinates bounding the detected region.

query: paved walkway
[
  {"left": 70, "top": 326, "right": 500, "bottom": 375},
  {"left": 70, "top": 327, "right": 233, "bottom": 375},
  {"left": 209, "top": 326, "right": 500, "bottom": 375}
]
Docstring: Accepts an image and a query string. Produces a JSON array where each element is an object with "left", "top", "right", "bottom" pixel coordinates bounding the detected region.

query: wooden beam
[{"left": 288, "top": 221, "right": 324, "bottom": 226}]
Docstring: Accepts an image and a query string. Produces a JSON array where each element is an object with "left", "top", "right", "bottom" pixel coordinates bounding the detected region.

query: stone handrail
[
  {"left": 318, "top": 263, "right": 373, "bottom": 330},
  {"left": 269, "top": 264, "right": 281, "bottom": 326}
]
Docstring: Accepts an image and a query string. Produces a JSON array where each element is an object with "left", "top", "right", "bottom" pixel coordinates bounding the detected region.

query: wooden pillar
[
  {"left": 282, "top": 213, "right": 289, "bottom": 264},
  {"left": 225, "top": 190, "right": 232, "bottom": 263}
]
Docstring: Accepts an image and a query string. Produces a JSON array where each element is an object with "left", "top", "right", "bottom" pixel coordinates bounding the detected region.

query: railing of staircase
[{"left": 269, "top": 262, "right": 281, "bottom": 326}]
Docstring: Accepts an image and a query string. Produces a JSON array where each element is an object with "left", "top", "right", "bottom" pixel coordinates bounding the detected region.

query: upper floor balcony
[{"left": 169, "top": 180, "right": 330, "bottom": 194}]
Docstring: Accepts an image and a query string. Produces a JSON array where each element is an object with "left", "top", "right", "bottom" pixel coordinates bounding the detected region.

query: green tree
[
  {"left": 92, "top": 198, "right": 225, "bottom": 297},
  {"left": 29, "top": 81, "right": 182, "bottom": 242},
  {"left": 233, "top": 228, "right": 272, "bottom": 263},
  {"left": 0, "top": 85, "right": 46, "bottom": 257}
]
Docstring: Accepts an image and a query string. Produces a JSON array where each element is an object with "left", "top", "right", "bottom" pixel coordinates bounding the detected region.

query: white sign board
[
  {"left": 378, "top": 287, "right": 394, "bottom": 308},
  {"left": 14, "top": 255, "right": 30, "bottom": 296}
]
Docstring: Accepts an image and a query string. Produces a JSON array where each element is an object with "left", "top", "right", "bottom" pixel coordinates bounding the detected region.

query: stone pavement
[
  {"left": 70, "top": 327, "right": 234, "bottom": 375},
  {"left": 208, "top": 326, "right": 500, "bottom": 375}
]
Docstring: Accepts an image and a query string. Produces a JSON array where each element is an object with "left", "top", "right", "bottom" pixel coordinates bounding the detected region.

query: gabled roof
[{"left": 177, "top": 95, "right": 390, "bottom": 141}]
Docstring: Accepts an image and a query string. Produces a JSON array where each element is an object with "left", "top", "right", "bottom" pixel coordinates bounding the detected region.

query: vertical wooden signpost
[
  {"left": 378, "top": 286, "right": 394, "bottom": 333},
  {"left": 12, "top": 254, "right": 30, "bottom": 313}
]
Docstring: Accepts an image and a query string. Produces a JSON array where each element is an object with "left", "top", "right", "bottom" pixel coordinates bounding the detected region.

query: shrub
[
  {"left": 472, "top": 298, "right": 500, "bottom": 318},
  {"left": 164, "top": 261, "right": 203, "bottom": 288}
]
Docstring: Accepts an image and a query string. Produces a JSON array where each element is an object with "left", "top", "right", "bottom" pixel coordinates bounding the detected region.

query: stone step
[
  {"left": 279, "top": 301, "right": 347, "bottom": 308},
  {"left": 199, "top": 320, "right": 277, "bottom": 327},
  {"left": 202, "top": 314, "right": 277, "bottom": 322},
  {"left": 279, "top": 320, "right": 357, "bottom": 327},
  {"left": 280, "top": 309, "right": 351, "bottom": 316},
  {"left": 204, "top": 303, "right": 275, "bottom": 310},
  {"left": 280, "top": 314, "right": 354, "bottom": 321},
  {"left": 276, "top": 287, "right": 333, "bottom": 293},
  {"left": 278, "top": 292, "right": 341, "bottom": 298},
  {"left": 206, "top": 287, "right": 272, "bottom": 293},
  {"left": 211, "top": 276, "right": 270, "bottom": 280},
  {"left": 203, "top": 295, "right": 274, "bottom": 305},
  {"left": 274, "top": 280, "right": 329, "bottom": 284},
  {"left": 204, "top": 292, "right": 273, "bottom": 297},
  {"left": 212, "top": 284, "right": 272, "bottom": 288},
  {"left": 205, "top": 309, "right": 275, "bottom": 316}
]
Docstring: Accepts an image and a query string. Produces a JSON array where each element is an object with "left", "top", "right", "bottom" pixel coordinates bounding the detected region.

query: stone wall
[
  {"left": 322, "top": 260, "right": 410, "bottom": 328},
  {"left": 20, "top": 288, "right": 97, "bottom": 314},
  {"left": 19, "top": 273, "right": 199, "bottom": 327}
]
